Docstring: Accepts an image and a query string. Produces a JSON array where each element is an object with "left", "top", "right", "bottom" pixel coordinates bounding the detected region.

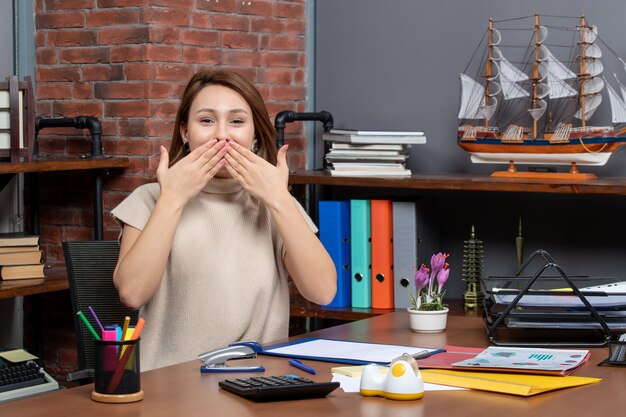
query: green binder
[{"left": 350, "top": 200, "right": 371, "bottom": 308}]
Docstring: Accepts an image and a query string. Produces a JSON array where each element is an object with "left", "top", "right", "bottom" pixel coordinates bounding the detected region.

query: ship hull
[{"left": 457, "top": 134, "right": 626, "bottom": 166}]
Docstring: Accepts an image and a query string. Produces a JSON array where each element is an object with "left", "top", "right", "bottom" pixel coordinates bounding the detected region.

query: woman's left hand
[{"left": 224, "top": 141, "right": 290, "bottom": 207}]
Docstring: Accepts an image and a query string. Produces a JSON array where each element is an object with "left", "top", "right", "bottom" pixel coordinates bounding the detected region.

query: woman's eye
[
  {"left": 231, "top": 119, "right": 244, "bottom": 125},
  {"left": 200, "top": 118, "right": 215, "bottom": 124}
]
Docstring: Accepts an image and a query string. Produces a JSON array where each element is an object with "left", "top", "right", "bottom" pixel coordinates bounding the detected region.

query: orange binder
[{"left": 371, "top": 200, "right": 394, "bottom": 309}]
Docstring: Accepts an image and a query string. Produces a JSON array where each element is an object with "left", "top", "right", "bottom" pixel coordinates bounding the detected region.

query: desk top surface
[{"left": 2, "top": 313, "right": 624, "bottom": 417}]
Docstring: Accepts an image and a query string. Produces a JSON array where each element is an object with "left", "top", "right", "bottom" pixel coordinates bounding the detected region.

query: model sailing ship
[{"left": 458, "top": 15, "right": 626, "bottom": 177}]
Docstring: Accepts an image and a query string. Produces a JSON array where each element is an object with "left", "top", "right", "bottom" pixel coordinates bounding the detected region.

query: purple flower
[
  {"left": 430, "top": 252, "right": 449, "bottom": 273},
  {"left": 436, "top": 263, "right": 450, "bottom": 290},
  {"left": 414, "top": 264, "right": 430, "bottom": 291}
]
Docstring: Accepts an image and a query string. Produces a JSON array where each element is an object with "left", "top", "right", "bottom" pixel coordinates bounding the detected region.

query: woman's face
[{"left": 181, "top": 84, "right": 255, "bottom": 176}]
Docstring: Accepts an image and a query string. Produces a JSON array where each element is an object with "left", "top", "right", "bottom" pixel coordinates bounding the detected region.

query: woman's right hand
[{"left": 156, "top": 139, "right": 227, "bottom": 207}]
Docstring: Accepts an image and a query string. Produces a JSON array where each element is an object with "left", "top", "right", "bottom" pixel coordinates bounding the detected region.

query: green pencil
[{"left": 77, "top": 311, "right": 101, "bottom": 341}]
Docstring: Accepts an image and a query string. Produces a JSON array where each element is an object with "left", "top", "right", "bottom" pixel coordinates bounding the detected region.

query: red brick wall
[{"left": 32, "top": 0, "right": 308, "bottom": 383}]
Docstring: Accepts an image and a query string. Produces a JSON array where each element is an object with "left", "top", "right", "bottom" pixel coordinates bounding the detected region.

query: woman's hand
[
  {"left": 156, "top": 139, "right": 227, "bottom": 207},
  {"left": 224, "top": 141, "right": 291, "bottom": 208}
]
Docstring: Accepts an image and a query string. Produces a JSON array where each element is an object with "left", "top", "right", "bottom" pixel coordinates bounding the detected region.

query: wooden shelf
[
  {"left": 290, "top": 294, "right": 394, "bottom": 321},
  {"left": 289, "top": 169, "right": 626, "bottom": 196},
  {"left": 0, "top": 268, "right": 68, "bottom": 299},
  {"left": 290, "top": 293, "right": 470, "bottom": 321},
  {"left": 0, "top": 156, "right": 129, "bottom": 175}
]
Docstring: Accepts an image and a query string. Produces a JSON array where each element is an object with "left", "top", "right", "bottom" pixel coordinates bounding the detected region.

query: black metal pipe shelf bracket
[
  {"left": 34, "top": 116, "right": 105, "bottom": 158},
  {"left": 33, "top": 116, "right": 108, "bottom": 240},
  {"left": 274, "top": 110, "right": 334, "bottom": 149}
]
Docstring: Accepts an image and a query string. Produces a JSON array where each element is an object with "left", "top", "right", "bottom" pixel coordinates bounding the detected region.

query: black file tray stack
[{"left": 482, "top": 250, "right": 626, "bottom": 347}]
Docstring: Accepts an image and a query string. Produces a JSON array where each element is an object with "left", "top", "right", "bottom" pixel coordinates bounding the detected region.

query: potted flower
[{"left": 407, "top": 252, "right": 450, "bottom": 333}]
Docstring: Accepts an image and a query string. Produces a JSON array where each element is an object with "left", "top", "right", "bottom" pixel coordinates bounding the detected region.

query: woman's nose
[{"left": 214, "top": 122, "right": 230, "bottom": 140}]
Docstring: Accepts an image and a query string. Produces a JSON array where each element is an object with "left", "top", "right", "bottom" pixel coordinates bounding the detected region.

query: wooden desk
[{"left": 2, "top": 313, "right": 622, "bottom": 417}]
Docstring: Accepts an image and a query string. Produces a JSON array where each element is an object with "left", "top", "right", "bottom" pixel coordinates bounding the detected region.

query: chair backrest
[{"left": 63, "top": 240, "right": 138, "bottom": 374}]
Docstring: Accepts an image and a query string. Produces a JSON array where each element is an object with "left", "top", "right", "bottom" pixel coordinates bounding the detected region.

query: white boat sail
[
  {"left": 457, "top": 14, "right": 626, "bottom": 170},
  {"left": 605, "top": 79, "right": 626, "bottom": 124}
]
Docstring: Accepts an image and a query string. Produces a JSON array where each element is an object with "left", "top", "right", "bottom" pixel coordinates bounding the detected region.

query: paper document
[
  {"left": 262, "top": 338, "right": 443, "bottom": 365},
  {"left": 0, "top": 349, "right": 38, "bottom": 363},
  {"left": 421, "top": 369, "right": 600, "bottom": 396},
  {"left": 331, "top": 371, "right": 466, "bottom": 393},
  {"left": 492, "top": 281, "right": 626, "bottom": 307},
  {"left": 451, "top": 346, "right": 589, "bottom": 375}
]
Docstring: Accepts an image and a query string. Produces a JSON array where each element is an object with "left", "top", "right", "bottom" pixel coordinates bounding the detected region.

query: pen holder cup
[
  {"left": 599, "top": 340, "right": 626, "bottom": 366},
  {"left": 91, "top": 339, "right": 143, "bottom": 403}
]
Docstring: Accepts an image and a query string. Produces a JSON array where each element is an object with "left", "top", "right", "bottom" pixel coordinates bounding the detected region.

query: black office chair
[{"left": 62, "top": 240, "right": 138, "bottom": 382}]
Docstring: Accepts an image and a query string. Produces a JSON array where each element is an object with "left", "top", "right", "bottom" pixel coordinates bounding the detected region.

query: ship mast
[
  {"left": 579, "top": 15, "right": 587, "bottom": 130},
  {"left": 485, "top": 18, "right": 494, "bottom": 129},
  {"left": 532, "top": 14, "right": 540, "bottom": 139}
]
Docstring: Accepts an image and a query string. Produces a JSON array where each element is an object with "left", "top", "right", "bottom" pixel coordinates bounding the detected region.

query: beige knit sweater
[{"left": 111, "top": 178, "right": 315, "bottom": 371}]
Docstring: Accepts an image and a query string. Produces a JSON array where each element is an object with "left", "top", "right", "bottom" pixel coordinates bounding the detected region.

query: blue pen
[{"left": 288, "top": 359, "right": 316, "bottom": 375}]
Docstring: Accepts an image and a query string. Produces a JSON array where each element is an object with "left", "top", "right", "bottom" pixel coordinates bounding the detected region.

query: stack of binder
[
  {"left": 322, "top": 129, "right": 426, "bottom": 177},
  {"left": 319, "top": 199, "right": 435, "bottom": 310}
]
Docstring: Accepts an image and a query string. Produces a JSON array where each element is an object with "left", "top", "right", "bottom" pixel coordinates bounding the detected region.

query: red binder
[{"left": 371, "top": 200, "right": 394, "bottom": 309}]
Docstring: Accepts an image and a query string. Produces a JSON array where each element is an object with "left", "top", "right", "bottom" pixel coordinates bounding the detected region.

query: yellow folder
[{"left": 420, "top": 369, "right": 601, "bottom": 396}]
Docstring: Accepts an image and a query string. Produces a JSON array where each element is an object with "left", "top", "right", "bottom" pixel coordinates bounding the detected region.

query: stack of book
[
  {"left": 322, "top": 129, "right": 426, "bottom": 177},
  {"left": 0, "top": 233, "right": 44, "bottom": 280}
]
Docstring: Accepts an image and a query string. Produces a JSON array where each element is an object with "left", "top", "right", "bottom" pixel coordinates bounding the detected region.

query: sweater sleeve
[{"left": 110, "top": 183, "right": 160, "bottom": 232}]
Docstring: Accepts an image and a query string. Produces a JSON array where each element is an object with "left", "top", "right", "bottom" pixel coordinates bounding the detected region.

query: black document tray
[{"left": 482, "top": 250, "right": 626, "bottom": 347}]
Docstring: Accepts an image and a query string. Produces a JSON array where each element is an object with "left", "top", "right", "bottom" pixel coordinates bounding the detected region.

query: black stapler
[{"left": 198, "top": 341, "right": 265, "bottom": 373}]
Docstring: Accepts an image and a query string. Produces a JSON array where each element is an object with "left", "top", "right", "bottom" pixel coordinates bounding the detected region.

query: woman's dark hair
[{"left": 168, "top": 69, "right": 277, "bottom": 166}]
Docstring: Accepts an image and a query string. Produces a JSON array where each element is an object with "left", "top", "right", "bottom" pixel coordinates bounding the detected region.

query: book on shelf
[
  {"left": 322, "top": 133, "right": 427, "bottom": 145},
  {"left": 326, "top": 155, "right": 409, "bottom": 163},
  {"left": 0, "top": 250, "right": 42, "bottom": 266},
  {"left": 1, "top": 263, "right": 45, "bottom": 280},
  {"left": 331, "top": 163, "right": 406, "bottom": 171},
  {"left": 330, "top": 168, "right": 412, "bottom": 177},
  {"left": 329, "top": 129, "right": 425, "bottom": 136},
  {"left": 0, "top": 233, "right": 39, "bottom": 247},
  {"left": 0, "top": 245, "right": 39, "bottom": 254},
  {"left": 326, "top": 149, "right": 407, "bottom": 157},
  {"left": 331, "top": 143, "right": 409, "bottom": 151}
]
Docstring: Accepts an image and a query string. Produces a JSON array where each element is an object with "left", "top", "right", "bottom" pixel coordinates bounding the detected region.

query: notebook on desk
[{"left": 261, "top": 338, "right": 444, "bottom": 365}]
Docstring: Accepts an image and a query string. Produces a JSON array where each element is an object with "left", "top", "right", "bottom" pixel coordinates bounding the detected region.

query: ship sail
[
  {"left": 458, "top": 73, "right": 486, "bottom": 119},
  {"left": 574, "top": 23, "right": 605, "bottom": 121},
  {"left": 458, "top": 73, "right": 499, "bottom": 120},
  {"left": 605, "top": 79, "right": 626, "bottom": 123},
  {"left": 538, "top": 45, "right": 578, "bottom": 99},
  {"left": 492, "top": 47, "right": 530, "bottom": 100},
  {"left": 613, "top": 73, "right": 626, "bottom": 103}
]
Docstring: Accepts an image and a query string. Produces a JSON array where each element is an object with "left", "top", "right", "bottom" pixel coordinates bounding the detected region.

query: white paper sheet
[
  {"left": 265, "top": 339, "right": 440, "bottom": 364},
  {"left": 331, "top": 373, "right": 466, "bottom": 393}
]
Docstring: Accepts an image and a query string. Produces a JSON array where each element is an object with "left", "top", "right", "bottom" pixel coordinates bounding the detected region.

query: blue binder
[
  {"left": 319, "top": 200, "right": 351, "bottom": 308},
  {"left": 350, "top": 200, "right": 371, "bottom": 308}
]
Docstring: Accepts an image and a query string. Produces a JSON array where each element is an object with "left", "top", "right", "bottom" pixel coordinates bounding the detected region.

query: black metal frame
[{"left": 482, "top": 249, "right": 615, "bottom": 347}]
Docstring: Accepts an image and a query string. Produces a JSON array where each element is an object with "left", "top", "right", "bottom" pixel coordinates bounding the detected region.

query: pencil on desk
[{"left": 107, "top": 318, "right": 145, "bottom": 393}]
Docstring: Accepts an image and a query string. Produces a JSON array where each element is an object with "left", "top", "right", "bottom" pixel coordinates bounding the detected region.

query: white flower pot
[{"left": 407, "top": 307, "right": 449, "bottom": 333}]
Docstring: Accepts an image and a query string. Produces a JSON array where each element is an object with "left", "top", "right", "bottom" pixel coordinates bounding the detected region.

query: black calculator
[{"left": 218, "top": 375, "right": 340, "bottom": 402}]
